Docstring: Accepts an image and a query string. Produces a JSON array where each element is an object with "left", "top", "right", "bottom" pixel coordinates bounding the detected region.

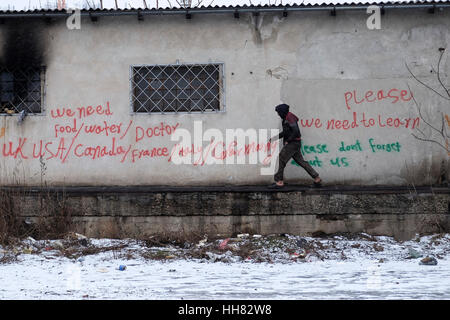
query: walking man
[{"left": 268, "top": 104, "right": 322, "bottom": 188}]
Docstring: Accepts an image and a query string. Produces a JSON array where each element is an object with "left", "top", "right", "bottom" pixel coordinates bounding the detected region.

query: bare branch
[
  {"left": 411, "top": 133, "right": 449, "bottom": 151},
  {"left": 405, "top": 62, "right": 450, "bottom": 101},
  {"left": 415, "top": 126, "right": 427, "bottom": 137},
  {"left": 407, "top": 83, "right": 443, "bottom": 136},
  {"left": 436, "top": 49, "right": 450, "bottom": 100},
  {"left": 408, "top": 80, "right": 449, "bottom": 153},
  {"left": 84, "top": 0, "right": 94, "bottom": 9},
  {"left": 196, "top": 0, "right": 210, "bottom": 7}
]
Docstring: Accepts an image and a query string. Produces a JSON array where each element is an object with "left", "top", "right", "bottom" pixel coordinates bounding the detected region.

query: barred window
[
  {"left": 131, "top": 63, "right": 224, "bottom": 113},
  {"left": 0, "top": 66, "right": 44, "bottom": 115}
]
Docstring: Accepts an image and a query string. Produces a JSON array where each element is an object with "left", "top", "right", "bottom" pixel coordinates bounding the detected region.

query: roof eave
[{"left": 0, "top": 3, "right": 449, "bottom": 19}]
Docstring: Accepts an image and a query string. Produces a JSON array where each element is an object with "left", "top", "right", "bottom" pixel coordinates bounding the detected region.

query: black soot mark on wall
[{"left": 1, "top": 20, "right": 47, "bottom": 114}]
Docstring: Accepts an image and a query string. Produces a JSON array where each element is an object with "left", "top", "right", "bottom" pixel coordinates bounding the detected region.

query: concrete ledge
[
  {"left": 65, "top": 214, "right": 450, "bottom": 240},
  {"left": 4, "top": 185, "right": 450, "bottom": 240},
  {"left": 6, "top": 184, "right": 450, "bottom": 195}
]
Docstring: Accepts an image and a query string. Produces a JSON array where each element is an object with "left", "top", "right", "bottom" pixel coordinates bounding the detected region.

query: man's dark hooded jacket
[{"left": 275, "top": 104, "right": 301, "bottom": 143}]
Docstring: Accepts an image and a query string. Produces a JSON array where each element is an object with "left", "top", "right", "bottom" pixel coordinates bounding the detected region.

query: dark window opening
[
  {"left": 131, "top": 64, "right": 223, "bottom": 113},
  {"left": 0, "top": 66, "right": 44, "bottom": 115}
]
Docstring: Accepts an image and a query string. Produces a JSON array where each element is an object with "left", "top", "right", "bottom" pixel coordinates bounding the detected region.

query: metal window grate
[
  {"left": 131, "top": 63, "right": 223, "bottom": 114},
  {"left": 0, "top": 66, "right": 44, "bottom": 115}
]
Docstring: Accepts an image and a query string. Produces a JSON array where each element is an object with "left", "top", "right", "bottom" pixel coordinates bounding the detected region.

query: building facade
[{"left": 0, "top": 3, "right": 449, "bottom": 187}]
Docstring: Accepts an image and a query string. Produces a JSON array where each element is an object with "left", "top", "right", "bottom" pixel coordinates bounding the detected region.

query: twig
[
  {"left": 407, "top": 83, "right": 443, "bottom": 136},
  {"left": 411, "top": 133, "right": 448, "bottom": 150},
  {"left": 436, "top": 49, "right": 450, "bottom": 99},
  {"left": 405, "top": 62, "right": 450, "bottom": 101}
]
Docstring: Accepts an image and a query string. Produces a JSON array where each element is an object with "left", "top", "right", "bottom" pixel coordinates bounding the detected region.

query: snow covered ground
[{"left": 1, "top": 233, "right": 449, "bottom": 300}]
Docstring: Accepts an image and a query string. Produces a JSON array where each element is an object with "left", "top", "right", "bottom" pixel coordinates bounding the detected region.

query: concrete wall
[
  {"left": 0, "top": 9, "right": 449, "bottom": 186},
  {"left": 9, "top": 185, "right": 450, "bottom": 240}
]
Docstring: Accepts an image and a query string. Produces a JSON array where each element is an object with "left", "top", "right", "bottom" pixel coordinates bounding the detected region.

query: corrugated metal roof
[{"left": 0, "top": 0, "right": 449, "bottom": 14}]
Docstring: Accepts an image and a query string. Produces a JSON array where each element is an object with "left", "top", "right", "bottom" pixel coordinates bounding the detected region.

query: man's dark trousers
[{"left": 274, "top": 140, "right": 319, "bottom": 182}]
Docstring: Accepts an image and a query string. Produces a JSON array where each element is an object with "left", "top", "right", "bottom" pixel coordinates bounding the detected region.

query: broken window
[
  {"left": 131, "top": 64, "right": 224, "bottom": 113},
  {"left": 0, "top": 66, "right": 45, "bottom": 115}
]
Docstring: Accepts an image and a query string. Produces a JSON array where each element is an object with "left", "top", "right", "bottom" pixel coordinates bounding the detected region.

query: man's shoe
[
  {"left": 312, "top": 181, "right": 322, "bottom": 188},
  {"left": 268, "top": 183, "right": 284, "bottom": 189}
]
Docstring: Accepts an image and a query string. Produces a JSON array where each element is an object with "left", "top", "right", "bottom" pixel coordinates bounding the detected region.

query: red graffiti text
[{"left": 344, "top": 88, "right": 413, "bottom": 110}]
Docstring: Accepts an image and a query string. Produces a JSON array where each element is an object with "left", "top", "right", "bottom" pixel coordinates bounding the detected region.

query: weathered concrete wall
[
  {"left": 0, "top": 9, "right": 449, "bottom": 186},
  {"left": 9, "top": 186, "right": 450, "bottom": 240}
]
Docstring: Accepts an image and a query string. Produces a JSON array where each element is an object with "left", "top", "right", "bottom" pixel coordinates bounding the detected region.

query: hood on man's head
[{"left": 275, "top": 104, "right": 290, "bottom": 119}]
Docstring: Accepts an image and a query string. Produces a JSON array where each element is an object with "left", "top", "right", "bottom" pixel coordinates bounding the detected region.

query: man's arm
[{"left": 269, "top": 131, "right": 284, "bottom": 142}]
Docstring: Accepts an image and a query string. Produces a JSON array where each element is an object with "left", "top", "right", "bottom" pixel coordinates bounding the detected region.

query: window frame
[
  {"left": 129, "top": 62, "right": 226, "bottom": 115},
  {"left": 0, "top": 65, "right": 46, "bottom": 117}
]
